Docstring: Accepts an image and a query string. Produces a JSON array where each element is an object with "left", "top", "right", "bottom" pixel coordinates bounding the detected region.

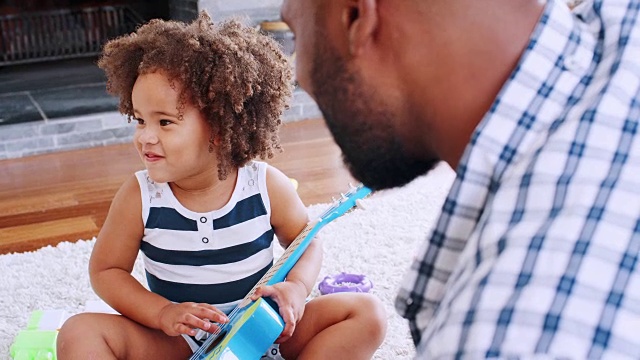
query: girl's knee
[
  {"left": 57, "top": 313, "right": 110, "bottom": 357},
  {"left": 57, "top": 313, "right": 93, "bottom": 355},
  {"left": 352, "top": 294, "right": 387, "bottom": 341},
  {"left": 58, "top": 313, "right": 93, "bottom": 340}
]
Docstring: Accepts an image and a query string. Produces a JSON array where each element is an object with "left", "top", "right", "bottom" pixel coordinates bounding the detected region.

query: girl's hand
[
  {"left": 157, "top": 302, "right": 229, "bottom": 337},
  {"left": 251, "top": 280, "right": 308, "bottom": 343}
]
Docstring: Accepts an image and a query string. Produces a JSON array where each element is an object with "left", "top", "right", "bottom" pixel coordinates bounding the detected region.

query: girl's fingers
[
  {"left": 251, "top": 286, "right": 270, "bottom": 301},
  {"left": 276, "top": 320, "right": 294, "bottom": 344},
  {"left": 195, "top": 306, "right": 228, "bottom": 324},
  {"left": 280, "top": 305, "right": 294, "bottom": 325},
  {"left": 176, "top": 323, "right": 197, "bottom": 336},
  {"left": 184, "top": 307, "right": 228, "bottom": 332},
  {"left": 250, "top": 287, "right": 261, "bottom": 301},
  {"left": 184, "top": 313, "right": 213, "bottom": 332},
  {"left": 280, "top": 307, "right": 296, "bottom": 339},
  {"left": 202, "top": 311, "right": 229, "bottom": 324},
  {"left": 257, "top": 285, "right": 279, "bottom": 299},
  {"left": 198, "top": 320, "right": 224, "bottom": 334},
  {"left": 202, "top": 303, "right": 228, "bottom": 317},
  {"left": 183, "top": 313, "right": 201, "bottom": 328}
]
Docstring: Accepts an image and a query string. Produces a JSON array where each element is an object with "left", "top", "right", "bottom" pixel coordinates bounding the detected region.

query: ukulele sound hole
[{"left": 204, "top": 330, "right": 228, "bottom": 355}]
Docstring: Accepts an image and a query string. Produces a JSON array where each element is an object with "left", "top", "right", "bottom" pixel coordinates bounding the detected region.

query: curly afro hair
[{"left": 98, "top": 11, "right": 293, "bottom": 180}]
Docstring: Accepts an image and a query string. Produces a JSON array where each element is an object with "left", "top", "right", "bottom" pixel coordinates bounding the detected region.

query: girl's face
[{"left": 131, "top": 71, "right": 215, "bottom": 184}]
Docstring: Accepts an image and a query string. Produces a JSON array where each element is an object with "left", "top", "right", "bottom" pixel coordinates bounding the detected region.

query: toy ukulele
[{"left": 190, "top": 184, "right": 372, "bottom": 360}]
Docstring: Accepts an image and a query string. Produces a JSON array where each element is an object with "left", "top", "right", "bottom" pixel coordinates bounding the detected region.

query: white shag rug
[{"left": 0, "top": 163, "right": 455, "bottom": 360}]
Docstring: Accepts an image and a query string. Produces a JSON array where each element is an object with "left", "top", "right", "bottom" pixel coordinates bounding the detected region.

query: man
[{"left": 281, "top": 0, "right": 640, "bottom": 358}]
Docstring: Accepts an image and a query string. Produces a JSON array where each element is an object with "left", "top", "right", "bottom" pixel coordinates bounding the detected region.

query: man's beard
[{"left": 309, "top": 45, "right": 439, "bottom": 190}]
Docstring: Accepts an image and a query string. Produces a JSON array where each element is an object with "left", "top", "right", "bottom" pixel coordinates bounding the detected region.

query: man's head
[
  {"left": 282, "top": 0, "right": 438, "bottom": 190},
  {"left": 282, "top": 0, "right": 545, "bottom": 189}
]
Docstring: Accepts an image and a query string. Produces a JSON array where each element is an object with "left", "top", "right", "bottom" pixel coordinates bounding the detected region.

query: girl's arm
[
  {"left": 252, "top": 165, "right": 323, "bottom": 342},
  {"left": 266, "top": 165, "right": 322, "bottom": 295},
  {"left": 89, "top": 175, "right": 226, "bottom": 336},
  {"left": 89, "top": 175, "right": 171, "bottom": 328}
]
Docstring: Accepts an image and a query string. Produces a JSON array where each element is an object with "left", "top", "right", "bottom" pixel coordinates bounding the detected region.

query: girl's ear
[
  {"left": 209, "top": 126, "right": 222, "bottom": 147},
  {"left": 208, "top": 134, "right": 221, "bottom": 153}
]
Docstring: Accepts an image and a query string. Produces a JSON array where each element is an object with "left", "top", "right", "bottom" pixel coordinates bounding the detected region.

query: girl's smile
[{"left": 143, "top": 150, "right": 165, "bottom": 163}]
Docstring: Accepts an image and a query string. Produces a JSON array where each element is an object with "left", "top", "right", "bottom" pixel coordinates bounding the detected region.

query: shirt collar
[{"left": 459, "top": 0, "right": 597, "bottom": 183}]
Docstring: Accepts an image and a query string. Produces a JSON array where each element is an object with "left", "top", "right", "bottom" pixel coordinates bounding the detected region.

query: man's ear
[{"left": 343, "top": 0, "right": 378, "bottom": 56}]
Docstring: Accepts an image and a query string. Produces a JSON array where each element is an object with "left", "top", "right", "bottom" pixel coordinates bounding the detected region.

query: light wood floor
[{"left": 0, "top": 118, "right": 355, "bottom": 255}]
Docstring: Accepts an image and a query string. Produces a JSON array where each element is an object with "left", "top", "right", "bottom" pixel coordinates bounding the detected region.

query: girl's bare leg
[
  {"left": 57, "top": 313, "right": 192, "bottom": 360},
  {"left": 280, "top": 293, "right": 387, "bottom": 360}
]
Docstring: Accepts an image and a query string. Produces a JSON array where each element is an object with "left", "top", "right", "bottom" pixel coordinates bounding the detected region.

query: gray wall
[
  {"left": 199, "top": 0, "right": 283, "bottom": 25},
  {"left": 169, "top": 0, "right": 199, "bottom": 22},
  {"left": 0, "top": 89, "right": 320, "bottom": 160}
]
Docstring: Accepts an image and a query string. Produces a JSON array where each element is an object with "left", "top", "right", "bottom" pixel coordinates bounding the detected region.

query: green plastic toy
[{"left": 10, "top": 310, "right": 69, "bottom": 360}]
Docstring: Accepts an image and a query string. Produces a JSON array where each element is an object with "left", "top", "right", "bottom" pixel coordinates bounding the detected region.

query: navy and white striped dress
[{"left": 135, "top": 161, "right": 275, "bottom": 314}]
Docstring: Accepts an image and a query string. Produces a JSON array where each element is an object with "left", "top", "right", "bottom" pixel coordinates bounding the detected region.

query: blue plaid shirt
[{"left": 395, "top": 0, "right": 640, "bottom": 358}]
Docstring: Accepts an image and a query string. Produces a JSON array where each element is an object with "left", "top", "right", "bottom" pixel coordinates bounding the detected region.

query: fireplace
[
  {"left": 0, "top": 1, "right": 172, "bottom": 66},
  {"left": 0, "top": 0, "right": 199, "bottom": 127}
]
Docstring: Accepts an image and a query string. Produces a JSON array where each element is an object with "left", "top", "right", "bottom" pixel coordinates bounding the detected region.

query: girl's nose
[{"left": 137, "top": 127, "right": 159, "bottom": 145}]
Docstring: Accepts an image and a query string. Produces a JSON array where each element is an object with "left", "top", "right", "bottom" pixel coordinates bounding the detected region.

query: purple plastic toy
[{"left": 318, "top": 272, "right": 373, "bottom": 295}]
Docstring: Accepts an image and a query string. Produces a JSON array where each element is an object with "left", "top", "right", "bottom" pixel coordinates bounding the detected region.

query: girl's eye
[
  {"left": 134, "top": 118, "right": 145, "bottom": 125},
  {"left": 160, "top": 119, "right": 173, "bottom": 126}
]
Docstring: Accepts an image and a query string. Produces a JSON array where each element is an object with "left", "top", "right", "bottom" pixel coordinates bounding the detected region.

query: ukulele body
[{"left": 194, "top": 299, "right": 284, "bottom": 360}]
